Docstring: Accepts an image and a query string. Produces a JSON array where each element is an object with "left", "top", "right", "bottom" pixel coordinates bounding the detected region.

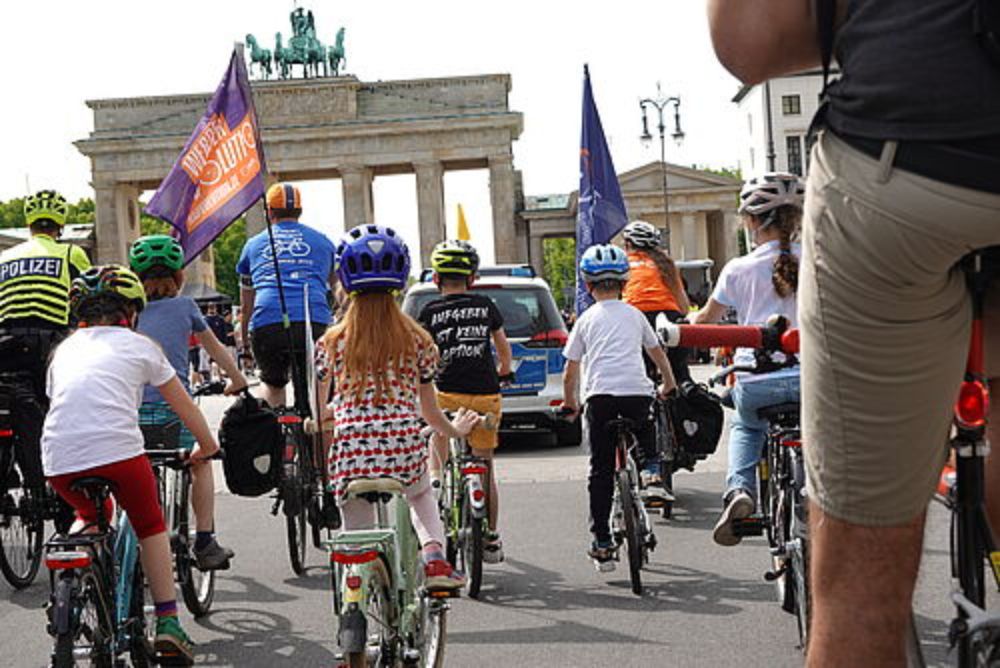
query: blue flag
[
  {"left": 576, "top": 64, "right": 628, "bottom": 314},
  {"left": 146, "top": 47, "right": 266, "bottom": 266}
]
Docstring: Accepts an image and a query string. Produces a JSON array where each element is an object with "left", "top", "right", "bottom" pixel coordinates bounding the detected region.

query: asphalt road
[{"left": 0, "top": 367, "right": 964, "bottom": 666}]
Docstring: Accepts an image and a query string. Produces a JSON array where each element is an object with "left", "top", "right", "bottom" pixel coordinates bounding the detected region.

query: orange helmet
[{"left": 266, "top": 182, "right": 302, "bottom": 211}]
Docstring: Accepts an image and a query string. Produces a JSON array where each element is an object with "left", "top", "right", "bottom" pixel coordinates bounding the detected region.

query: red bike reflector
[
  {"left": 277, "top": 415, "right": 302, "bottom": 424},
  {"left": 0, "top": 429, "right": 12, "bottom": 438},
  {"left": 955, "top": 380, "right": 989, "bottom": 427},
  {"left": 781, "top": 329, "right": 800, "bottom": 355},
  {"left": 781, "top": 439, "right": 802, "bottom": 448},
  {"left": 45, "top": 551, "right": 91, "bottom": 570},
  {"left": 345, "top": 575, "right": 362, "bottom": 590},
  {"left": 461, "top": 466, "right": 488, "bottom": 476},
  {"left": 331, "top": 549, "right": 379, "bottom": 565},
  {"left": 472, "top": 489, "right": 486, "bottom": 503}
]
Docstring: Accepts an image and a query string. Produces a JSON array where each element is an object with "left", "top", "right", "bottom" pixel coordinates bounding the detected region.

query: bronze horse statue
[
  {"left": 274, "top": 30, "right": 326, "bottom": 78},
  {"left": 328, "top": 27, "right": 346, "bottom": 76},
  {"left": 246, "top": 34, "right": 272, "bottom": 79}
]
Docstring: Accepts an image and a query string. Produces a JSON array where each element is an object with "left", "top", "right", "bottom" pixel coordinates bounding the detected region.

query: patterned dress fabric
[{"left": 316, "top": 335, "right": 437, "bottom": 499}]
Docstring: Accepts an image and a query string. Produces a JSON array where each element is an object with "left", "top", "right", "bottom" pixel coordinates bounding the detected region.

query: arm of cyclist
[
  {"left": 646, "top": 345, "right": 677, "bottom": 397},
  {"left": 492, "top": 326, "right": 513, "bottom": 378},
  {"left": 418, "top": 383, "right": 480, "bottom": 439},
  {"left": 195, "top": 328, "right": 248, "bottom": 395},
  {"left": 560, "top": 359, "right": 581, "bottom": 419},
  {"left": 239, "top": 277, "right": 254, "bottom": 355},
  {"left": 707, "top": 0, "right": 827, "bottom": 84},
  {"left": 672, "top": 265, "right": 692, "bottom": 313},
  {"left": 157, "top": 376, "right": 219, "bottom": 463},
  {"left": 689, "top": 296, "right": 729, "bottom": 325}
]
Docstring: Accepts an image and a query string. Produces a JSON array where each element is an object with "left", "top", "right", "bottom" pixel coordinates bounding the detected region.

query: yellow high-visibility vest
[{"left": 0, "top": 235, "right": 91, "bottom": 327}]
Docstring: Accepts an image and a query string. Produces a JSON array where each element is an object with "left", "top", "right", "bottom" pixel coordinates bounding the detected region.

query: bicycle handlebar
[
  {"left": 656, "top": 314, "right": 800, "bottom": 355},
  {"left": 145, "top": 448, "right": 224, "bottom": 469},
  {"left": 709, "top": 364, "right": 757, "bottom": 387},
  {"left": 192, "top": 380, "right": 226, "bottom": 397}
]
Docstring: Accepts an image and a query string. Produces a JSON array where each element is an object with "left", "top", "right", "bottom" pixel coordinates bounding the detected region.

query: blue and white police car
[{"left": 402, "top": 265, "right": 580, "bottom": 446}]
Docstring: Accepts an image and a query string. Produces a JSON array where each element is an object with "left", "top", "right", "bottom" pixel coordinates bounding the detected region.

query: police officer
[{"left": 0, "top": 190, "right": 91, "bottom": 493}]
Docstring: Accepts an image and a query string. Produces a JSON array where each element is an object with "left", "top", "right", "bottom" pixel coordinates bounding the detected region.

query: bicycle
[
  {"left": 439, "top": 413, "right": 497, "bottom": 599},
  {"left": 607, "top": 416, "right": 657, "bottom": 596},
  {"left": 657, "top": 315, "right": 808, "bottom": 644},
  {"left": 139, "top": 379, "right": 227, "bottom": 618},
  {"left": 43, "top": 449, "right": 211, "bottom": 667},
  {"left": 330, "top": 478, "right": 452, "bottom": 668},
  {"left": 0, "top": 370, "right": 70, "bottom": 590}
]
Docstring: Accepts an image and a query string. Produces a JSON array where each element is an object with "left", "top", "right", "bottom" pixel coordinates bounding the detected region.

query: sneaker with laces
[
  {"left": 194, "top": 537, "right": 234, "bottom": 571},
  {"left": 483, "top": 531, "right": 504, "bottom": 564},
  {"left": 588, "top": 540, "right": 617, "bottom": 573},
  {"left": 640, "top": 467, "right": 663, "bottom": 488},
  {"left": 154, "top": 616, "right": 194, "bottom": 666},
  {"left": 424, "top": 558, "right": 466, "bottom": 591},
  {"left": 713, "top": 489, "right": 755, "bottom": 547}
]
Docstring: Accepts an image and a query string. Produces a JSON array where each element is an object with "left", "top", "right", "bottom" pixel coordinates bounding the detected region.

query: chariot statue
[{"left": 246, "top": 8, "right": 348, "bottom": 80}]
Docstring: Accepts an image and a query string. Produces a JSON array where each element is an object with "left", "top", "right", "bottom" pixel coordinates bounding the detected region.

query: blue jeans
[{"left": 726, "top": 373, "right": 800, "bottom": 500}]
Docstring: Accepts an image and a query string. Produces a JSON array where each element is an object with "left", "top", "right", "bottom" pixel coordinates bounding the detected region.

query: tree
[
  {"left": 211, "top": 218, "right": 247, "bottom": 299},
  {"left": 543, "top": 237, "right": 576, "bottom": 310},
  {"left": 691, "top": 164, "right": 743, "bottom": 181},
  {"left": 0, "top": 196, "right": 96, "bottom": 229}
]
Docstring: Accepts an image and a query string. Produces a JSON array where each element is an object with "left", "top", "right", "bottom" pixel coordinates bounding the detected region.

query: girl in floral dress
[{"left": 315, "top": 224, "right": 477, "bottom": 590}]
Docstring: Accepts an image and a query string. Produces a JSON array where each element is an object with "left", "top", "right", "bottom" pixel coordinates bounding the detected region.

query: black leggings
[
  {"left": 585, "top": 395, "right": 654, "bottom": 543},
  {"left": 642, "top": 310, "right": 691, "bottom": 385}
]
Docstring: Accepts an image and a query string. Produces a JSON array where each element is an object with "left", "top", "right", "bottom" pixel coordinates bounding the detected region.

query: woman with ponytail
[{"left": 689, "top": 172, "right": 804, "bottom": 547}]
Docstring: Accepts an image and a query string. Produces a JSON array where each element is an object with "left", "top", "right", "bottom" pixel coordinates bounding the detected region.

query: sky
[{"left": 0, "top": 1, "right": 744, "bottom": 269}]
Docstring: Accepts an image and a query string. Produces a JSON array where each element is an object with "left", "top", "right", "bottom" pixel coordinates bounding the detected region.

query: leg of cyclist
[
  {"left": 584, "top": 395, "right": 618, "bottom": 564},
  {"left": 404, "top": 474, "right": 466, "bottom": 590}
]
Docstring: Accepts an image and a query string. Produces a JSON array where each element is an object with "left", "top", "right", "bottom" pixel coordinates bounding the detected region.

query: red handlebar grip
[{"left": 677, "top": 325, "right": 764, "bottom": 349}]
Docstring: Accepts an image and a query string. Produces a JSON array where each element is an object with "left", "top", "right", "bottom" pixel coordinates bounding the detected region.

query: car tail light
[
  {"left": 461, "top": 465, "right": 488, "bottom": 476},
  {"left": 525, "top": 329, "right": 569, "bottom": 348},
  {"left": 345, "top": 575, "right": 362, "bottom": 590},
  {"left": 0, "top": 429, "right": 12, "bottom": 438},
  {"left": 955, "top": 380, "right": 989, "bottom": 428},
  {"left": 331, "top": 549, "right": 379, "bottom": 565},
  {"left": 46, "top": 551, "right": 91, "bottom": 570},
  {"left": 549, "top": 399, "right": 562, "bottom": 407}
]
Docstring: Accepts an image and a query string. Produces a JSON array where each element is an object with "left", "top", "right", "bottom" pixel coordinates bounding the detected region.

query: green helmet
[
  {"left": 129, "top": 235, "right": 184, "bottom": 274},
  {"left": 430, "top": 240, "right": 479, "bottom": 276},
  {"left": 70, "top": 265, "right": 147, "bottom": 317},
  {"left": 24, "top": 190, "right": 69, "bottom": 227}
]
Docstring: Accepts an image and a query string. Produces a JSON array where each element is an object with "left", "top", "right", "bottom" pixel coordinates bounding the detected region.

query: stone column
[
  {"left": 489, "top": 154, "right": 516, "bottom": 264},
  {"left": 93, "top": 182, "right": 139, "bottom": 264},
  {"left": 723, "top": 210, "right": 741, "bottom": 262},
  {"left": 528, "top": 233, "right": 545, "bottom": 278},
  {"left": 341, "top": 165, "right": 374, "bottom": 232},
  {"left": 414, "top": 161, "right": 445, "bottom": 268},
  {"left": 682, "top": 213, "right": 698, "bottom": 261}
]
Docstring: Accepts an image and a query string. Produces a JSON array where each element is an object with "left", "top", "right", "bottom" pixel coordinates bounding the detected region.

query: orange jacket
[{"left": 623, "top": 252, "right": 682, "bottom": 313}]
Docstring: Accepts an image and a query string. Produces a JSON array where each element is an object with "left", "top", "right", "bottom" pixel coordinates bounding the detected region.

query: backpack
[
  {"left": 219, "top": 393, "right": 282, "bottom": 497},
  {"left": 666, "top": 380, "right": 724, "bottom": 458}
]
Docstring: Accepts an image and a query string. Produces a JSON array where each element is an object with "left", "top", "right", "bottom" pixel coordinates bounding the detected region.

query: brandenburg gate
[{"left": 74, "top": 74, "right": 525, "bottom": 268}]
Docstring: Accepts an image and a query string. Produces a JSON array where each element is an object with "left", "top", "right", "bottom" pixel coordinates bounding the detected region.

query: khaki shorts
[
  {"left": 801, "top": 131, "right": 1000, "bottom": 527},
  {"left": 436, "top": 391, "right": 502, "bottom": 451}
]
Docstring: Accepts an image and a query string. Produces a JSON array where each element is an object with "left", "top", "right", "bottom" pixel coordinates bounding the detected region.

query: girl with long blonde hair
[{"left": 315, "top": 224, "right": 476, "bottom": 591}]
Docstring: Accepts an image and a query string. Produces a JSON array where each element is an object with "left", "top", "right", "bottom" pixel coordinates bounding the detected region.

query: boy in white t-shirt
[
  {"left": 42, "top": 265, "right": 218, "bottom": 666},
  {"left": 560, "top": 245, "right": 675, "bottom": 570}
]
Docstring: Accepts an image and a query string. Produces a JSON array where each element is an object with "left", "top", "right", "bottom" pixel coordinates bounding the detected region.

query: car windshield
[{"left": 405, "top": 286, "right": 564, "bottom": 340}]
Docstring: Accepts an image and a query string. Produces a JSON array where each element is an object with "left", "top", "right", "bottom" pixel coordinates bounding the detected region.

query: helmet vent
[{"left": 361, "top": 254, "right": 373, "bottom": 271}]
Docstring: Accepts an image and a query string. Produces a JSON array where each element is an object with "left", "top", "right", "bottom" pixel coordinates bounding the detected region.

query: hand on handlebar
[
  {"left": 189, "top": 438, "right": 220, "bottom": 465},
  {"left": 498, "top": 371, "right": 516, "bottom": 389},
  {"left": 223, "top": 379, "right": 248, "bottom": 396},
  {"left": 557, "top": 398, "right": 580, "bottom": 421},
  {"left": 450, "top": 407, "right": 481, "bottom": 438}
]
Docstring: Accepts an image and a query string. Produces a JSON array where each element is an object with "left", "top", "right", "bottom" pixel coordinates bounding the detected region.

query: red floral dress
[{"left": 316, "top": 335, "right": 438, "bottom": 499}]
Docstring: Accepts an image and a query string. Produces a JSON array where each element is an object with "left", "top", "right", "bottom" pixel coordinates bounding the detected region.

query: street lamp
[{"left": 640, "top": 83, "right": 685, "bottom": 249}]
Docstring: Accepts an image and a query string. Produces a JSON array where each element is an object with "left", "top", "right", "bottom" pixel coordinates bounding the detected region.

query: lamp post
[{"left": 640, "top": 83, "right": 685, "bottom": 249}]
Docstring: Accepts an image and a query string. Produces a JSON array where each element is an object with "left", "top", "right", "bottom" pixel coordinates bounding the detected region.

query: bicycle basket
[
  {"left": 666, "top": 380, "right": 724, "bottom": 457},
  {"left": 220, "top": 394, "right": 282, "bottom": 497},
  {"left": 140, "top": 421, "right": 182, "bottom": 450}
]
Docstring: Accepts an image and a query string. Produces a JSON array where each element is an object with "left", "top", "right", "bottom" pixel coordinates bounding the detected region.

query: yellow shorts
[{"left": 436, "top": 391, "right": 502, "bottom": 451}]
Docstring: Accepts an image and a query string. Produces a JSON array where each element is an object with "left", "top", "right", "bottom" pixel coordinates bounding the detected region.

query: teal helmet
[
  {"left": 69, "top": 265, "right": 147, "bottom": 318},
  {"left": 129, "top": 235, "right": 184, "bottom": 275}
]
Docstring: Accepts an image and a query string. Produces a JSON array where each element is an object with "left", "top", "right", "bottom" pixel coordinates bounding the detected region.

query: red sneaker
[{"left": 423, "top": 559, "right": 466, "bottom": 591}]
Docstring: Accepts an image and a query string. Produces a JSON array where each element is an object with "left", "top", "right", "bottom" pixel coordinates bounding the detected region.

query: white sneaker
[{"left": 713, "top": 490, "right": 755, "bottom": 547}]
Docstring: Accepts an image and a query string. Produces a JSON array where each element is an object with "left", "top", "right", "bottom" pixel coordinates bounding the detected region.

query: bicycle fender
[
  {"left": 337, "top": 605, "right": 368, "bottom": 653},
  {"left": 466, "top": 476, "right": 487, "bottom": 518},
  {"left": 50, "top": 576, "right": 74, "bottom": 635}
]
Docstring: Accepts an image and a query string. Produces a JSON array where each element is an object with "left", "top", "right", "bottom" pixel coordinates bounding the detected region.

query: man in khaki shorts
[{"left": 708, "top": 0, "right": 1000, "bottom": 664}]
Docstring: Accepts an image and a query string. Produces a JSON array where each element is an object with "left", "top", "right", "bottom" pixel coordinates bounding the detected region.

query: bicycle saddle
[
  {"left": 757, "top": 402, "right": 801, "bottom": 423},
  {"left": 69, "top": 476, "right": 116, "bottom": 499},
  {"left": 346, "top": 478, "right": 404, "bottom": 499}
]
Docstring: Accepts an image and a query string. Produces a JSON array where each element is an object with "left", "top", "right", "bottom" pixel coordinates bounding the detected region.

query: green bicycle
[{"left": 330, "top": 478, "right": 451, "bottom": 668}]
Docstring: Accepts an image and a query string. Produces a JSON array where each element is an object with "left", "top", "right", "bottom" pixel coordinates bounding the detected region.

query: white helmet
[
  {"left": 739, "top": 172, "right": 805, "bottom": 216},
  {"left": 623, "top": 220, "right": 661, "bottom": 249}
]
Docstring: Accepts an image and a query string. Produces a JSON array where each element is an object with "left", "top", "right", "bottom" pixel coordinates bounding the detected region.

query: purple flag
[{"left": 146, "top": 47, "right": 266, "bottom": 265}]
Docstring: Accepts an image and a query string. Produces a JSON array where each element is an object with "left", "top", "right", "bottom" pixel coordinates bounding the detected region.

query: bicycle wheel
[
  {"left": 460, "top": 493, "right": 483, "bottom": 599},
  {"left": 52, "top": 571, "right": 114, "bottom": 667},
  {"left": 441, "top": 463, "right": 459, "bottom": 567},
  {"left": 286, "top": 496, "right": 307, "bottom": 576},
  {"left": 617, "top": 469, "right": 643, "bottom": 595},
  {"left": 343, "top": 557, "right": 394, "bottom": 667},
  {"left": 283, "top": 431, "right": 308, "bottom": 576},
  {"left": 0, "top": 482, "right": 44, "bottom": 589},
  {"left": 789, "top": 456, "right": 810, "bottom": 649},
  {"left": 128, "top": 560, "right": 155, "bottom": 668},
  {"left": 173, "top": 470, "right": 215, "bottom": 617},
  {"left": 414, "top": 594, "right": 447, "bottom": 668}
]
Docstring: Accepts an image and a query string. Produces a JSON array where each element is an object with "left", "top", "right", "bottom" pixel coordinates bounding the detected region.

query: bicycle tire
[
  {"left": 442, "top": 463, "right": 459, "bottom": 567},
  {"left": 343, "top": 557, "right": 394, "bottom": 667},
  {"left": 617, "top": 469, "right": 643, "bottom": 596},
  {"left": 790, "top": 453, "right": 811, "bottom": 650},
  {"left": 415, "top": 596, "right": 447, "bottom": 668},
  {"left": 129, "top": 560, "right": 155, "bottom": 668},
  {"left": 173, "top": 470, "right": 215, "bottom": 617},
  {"left": 282, "top": 430, "right": 308, "bottom": 576},
  {"left": 0, "top": 484, "right": 44, "bottom": 589},
  {"left": 287, "top": 498, "right": 307, "bottom": 576},
  {"left": 52, "top": 570, "right": 113, "bottom": 667},
  {"left": 461, "top": 494, "right": 483, "bottom": 599}
]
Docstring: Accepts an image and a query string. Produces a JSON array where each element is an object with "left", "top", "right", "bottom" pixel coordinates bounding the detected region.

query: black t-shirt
[
  {"left": 417, "top": 293, "right": 504, "bottom": 395},
  {"left": 205, "top": 314, "right": 227, "bottom": 342}
]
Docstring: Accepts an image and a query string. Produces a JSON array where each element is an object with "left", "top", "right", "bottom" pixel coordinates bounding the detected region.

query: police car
[{"left": 402, "top": 265, "right": 580, "bottom": 446}]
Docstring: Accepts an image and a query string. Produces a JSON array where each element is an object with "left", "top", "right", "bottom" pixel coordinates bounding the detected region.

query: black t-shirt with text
[{"left": 417, "top": 293, "right": 503, "bottom": 395}]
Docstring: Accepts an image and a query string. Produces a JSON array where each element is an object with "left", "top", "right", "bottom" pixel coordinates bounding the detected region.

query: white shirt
[
  {"left": 563, "top": 300, "right": 657, "bottom": 400},
  {"left": 43, "top": 327, "right": 175, "bottom": 476},
  {"left": 712, "top": 240, "right": 800, "bottom": 380}
]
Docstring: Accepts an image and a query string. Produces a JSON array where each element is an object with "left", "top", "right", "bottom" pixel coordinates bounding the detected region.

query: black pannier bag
[
  {"left": 666, "top": 379, "right": 724, "bottom": 457},
  {"left": 219, "top": 394, "right": 282, "bottom": 497}
]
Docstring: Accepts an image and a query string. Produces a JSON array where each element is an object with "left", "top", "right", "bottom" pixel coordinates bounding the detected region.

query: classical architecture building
[
  {"left": 520, "top": 162, "right": 741, "bottom": 279},
  {"left": 733, "top": 70, "right": 828, "bottom": 177},
  {"left": 74, "top": 74, "right": 525, "bottom": 280}
]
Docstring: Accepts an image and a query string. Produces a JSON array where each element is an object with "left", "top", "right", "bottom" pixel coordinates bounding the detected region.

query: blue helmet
[
  {"left": 335, "top": 224, "right": 411, "bottom": 293},
  {"left": 579, "top": 244, "right": 629, "bottom": 282}
]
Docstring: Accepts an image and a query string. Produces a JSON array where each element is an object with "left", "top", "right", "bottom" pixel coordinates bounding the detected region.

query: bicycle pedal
[{"left": 732, "top": 516, "right": 766, "bottom": 537}]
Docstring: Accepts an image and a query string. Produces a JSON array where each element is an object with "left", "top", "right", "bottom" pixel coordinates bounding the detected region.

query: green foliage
[
  {"left": 0, "top": 196, "right": 96, "bottom": 229},
  {"left": 691, "top": 164, "right": 743, "bottom": 181},
  {"left": 211, "top": 218, "right": 247, "bottom": 299},
  {"left": 543, "top": 237, "right": 576, "bottom": 310}
]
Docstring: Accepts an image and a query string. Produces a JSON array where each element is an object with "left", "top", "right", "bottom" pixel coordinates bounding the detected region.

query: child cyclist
[
  {"left": 418, "top": 240, "right": 513, "bottom": 563},
  {"left": 560, "top": 245, "right": 676, "bottom": 570},
  {"left": 315, "top": 224, "right": 478, "bottom": 590},
  {"left": 42, "top": 265, "right": 216, "bottom": 664},
  {"left": 689, "top": 173, "right": 803, "bottom": 547},
  {"left": 129, "top": 234, "right": 248, "bottom": 569}
]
